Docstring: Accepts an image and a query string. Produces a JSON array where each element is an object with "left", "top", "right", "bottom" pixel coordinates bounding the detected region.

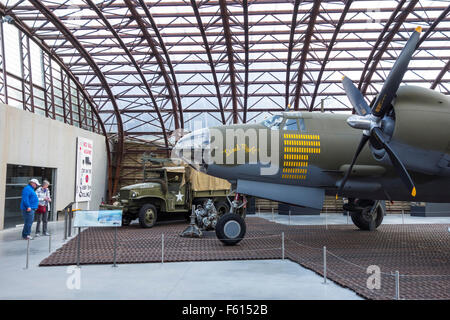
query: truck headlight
[{"left": 131, "top": 191, "right": 139, "bottom": 198}]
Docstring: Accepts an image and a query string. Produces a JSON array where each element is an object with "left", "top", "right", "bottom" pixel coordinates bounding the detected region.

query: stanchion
[
  {"left": 48, "top": 234, "right": 52, "bottom": 253},
  {"left": 112, "top": 227, "right": 118, "bottom": 268},
  {"left": 395, "top": 271, "right": 400, "bottom": 300},
  {"left": 258, "top": 205, "right": 260, "bottom": 216},
  {"left": 323, "top": 246, "right": 327, "bottom": 284},
  {"left": 325, "top": 207, "right": 328, "bottom": 230},
  {"left": 402, "top": 210, "right": 404, "bottom": 225},
  {"left": 346, "top": 211, "right": 349, "bottom": 224},
  {"left": 161, "top": 233, "right": 165, "bottom": 264},
  {"left": 289, "top": 210, "right": 291, "bottom": 225},
  {"left": 25, "top": 238, "right": 30, "bottom": 270},
  {"left": 68, "top": 208, "right": 73, "bottom": 237},
  {"left": 281, "top": 232, "right": 285, "bottom": 260},
  {"left": 64, "top": 209, "right": 68, "bottom": 241},
  {"left": 76, "top": 227, "right": 81, "bottom": 267},
  {"left": 272, "top": 207, "right": 274, "bottom": 221}
]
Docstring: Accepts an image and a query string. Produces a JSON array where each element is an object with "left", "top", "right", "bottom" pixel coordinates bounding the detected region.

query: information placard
[
  {"left": 75, "top": 137, "right": 93, "bottom": 202},
  {"left": 73, "top": 210, "right": 122, "bottom": 227}
]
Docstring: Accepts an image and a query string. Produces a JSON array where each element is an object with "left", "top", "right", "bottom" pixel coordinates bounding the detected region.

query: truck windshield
[{"left": 262, "top": 115, "right": 282, "bottom": 130}]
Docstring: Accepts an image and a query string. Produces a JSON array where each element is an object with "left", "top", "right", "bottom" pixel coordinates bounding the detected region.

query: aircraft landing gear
[
  {"left": 344, "top": 199, "right": 384, "bottom": 231},
  {"left": 215, "top": 192, "right": 247, "bottom": 245}
]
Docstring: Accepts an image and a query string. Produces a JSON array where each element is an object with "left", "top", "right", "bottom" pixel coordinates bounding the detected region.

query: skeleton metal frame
[{"left": 0, "top": 0, "right": 449, "bottom": 195}]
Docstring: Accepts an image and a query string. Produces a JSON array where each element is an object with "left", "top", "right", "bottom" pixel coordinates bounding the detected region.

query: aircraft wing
[{"left": 236, "top": 179, "right": 324, "bottom": 209}]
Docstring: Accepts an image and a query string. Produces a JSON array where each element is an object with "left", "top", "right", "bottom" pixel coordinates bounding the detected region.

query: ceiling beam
[
  {"left": 137, "top": 0, "right": 184, "bottom": 127},
  {"left": 293, "top": 0, "right": 321, "bottom": 110},
  {"left": 219, "top": 0, "right": 239, "bottom": 124},
  {"left": 190, "top": 0, "right": 226, "bottom": 124},
  {"left": 85, "top": 0, "right": 170, "bottom": 153},
  {"left": 309, "top": 0, "right": 353, "bottom": 111},
  {"left": 360, "top": 0, "right": 419, "bottom": 95},
  {"left": 285, "top": 0, "right": 301, "bottom": 109},
  {"left": 123, "top": 0, "right": 181, "bottom": 130}
]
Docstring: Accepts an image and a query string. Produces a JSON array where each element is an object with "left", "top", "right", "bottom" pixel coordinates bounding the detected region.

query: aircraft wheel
[
  {"left": 215, "top": 213, "right": 246, "bottom": 246},
  {"left": 139, "top": 204, "right": 158, "bottom": 228},
  {"left": 350, "top": 204, "right": 384, "bottom": 231}
]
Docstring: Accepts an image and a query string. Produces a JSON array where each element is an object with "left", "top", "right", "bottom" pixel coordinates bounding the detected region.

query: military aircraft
[{"left": 173, "top": 27, "right": 450, "bottom": 245}]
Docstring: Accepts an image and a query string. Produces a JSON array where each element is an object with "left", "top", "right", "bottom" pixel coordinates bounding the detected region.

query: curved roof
[{"left": 2, "top": 0, "right": 450, "bottom": 148}]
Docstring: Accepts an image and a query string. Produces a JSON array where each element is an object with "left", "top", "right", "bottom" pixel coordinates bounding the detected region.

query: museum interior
[{"left": 0, "top": 0, "right": 449, "bottom": 302}]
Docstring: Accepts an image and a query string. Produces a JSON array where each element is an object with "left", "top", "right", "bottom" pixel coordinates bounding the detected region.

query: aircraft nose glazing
[{"left": 173, "top": 128, "right": 211, "bottom": 170}]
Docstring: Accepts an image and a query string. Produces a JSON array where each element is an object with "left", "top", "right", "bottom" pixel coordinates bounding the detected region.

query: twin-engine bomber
[{"left": 173, "top": 27, "right": 450, "bottom": 245}]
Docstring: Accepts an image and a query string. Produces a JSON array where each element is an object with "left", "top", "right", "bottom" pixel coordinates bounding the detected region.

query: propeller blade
[
  {"left": 342, "top": 76, "right": 371, "bottom": 116},
  {"left": 371, "top": 127, "right": 416, "bottom": 197},
  {"left": 371, "top": 27, "right": 422, "bottom": 118},
  {"left": 337, "top": 134, "right": 370, "bottom": 197}
]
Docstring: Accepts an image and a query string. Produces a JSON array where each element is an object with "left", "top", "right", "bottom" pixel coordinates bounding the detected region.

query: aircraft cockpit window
[
  {"left": 298, "top": 118, "right": 306, "bottom": 132},
  {"left": 283, "top": 119, "right": 298, "bottom": 131},
  {"left": 262, "top": 115, "right": 283, "bottom": 130}
]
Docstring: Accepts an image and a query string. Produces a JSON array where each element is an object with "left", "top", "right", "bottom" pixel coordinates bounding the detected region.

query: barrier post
[
  {"left": 48, "top": 234, "right": 52, "bottom": 253},
  {"left": 112, "top": 227, "right": 118, "bottom": 268},
  {"left": 323, "top": 246, "right": 327, "bottom": 284},
  {"left": 272, "top": 207, "right": 274, "bottom": 221},
  {"left": 402, "top": 210, "right": 404, "bottom": 224},
  {"left": 161, "top": 233, "right": 164, "bottom": 264},
  {"left": 68, "top": 207, "right": 73, "bottom": 237},
  {"left": 325, "top": 206, "right": 328, "bottom": 230},
  {"left": 289, "top": 210, "right": 291, "bottom": 225},
  {"left": 76, "top": 227, "right": 81, "bottom": 267},
  {"left": 64, "top": 208, "right": 68, "bottom": 240},
  {"left": 25, "top": 238, "right": 30, "bottom": 269},
  {"left": 395, "top": 271, "right": 400, "bottom": 300},
  {"left": 282, "top": 232, "right": 285, "bottom": 260}
]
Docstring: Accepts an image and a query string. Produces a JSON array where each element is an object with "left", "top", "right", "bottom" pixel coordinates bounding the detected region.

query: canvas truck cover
[{"left": 185, "top": 166, "right": 231, "bottom": 191}]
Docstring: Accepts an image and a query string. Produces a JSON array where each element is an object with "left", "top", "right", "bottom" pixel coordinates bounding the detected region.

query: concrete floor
[
  {"left": 1, "top": 212, "right": 449, "bottom": 300},
  {"left": 254, "top": 212, "right": 450, "bottom": 226}
]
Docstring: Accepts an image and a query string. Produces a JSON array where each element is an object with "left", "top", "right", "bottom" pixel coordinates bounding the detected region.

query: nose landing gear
[{"left": 215, "top": 192, "right": 247, "bottom": 245}]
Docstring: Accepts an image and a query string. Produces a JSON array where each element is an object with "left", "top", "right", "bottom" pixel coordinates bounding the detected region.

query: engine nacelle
[{"left": 371, "top": 86, "right": 450, "bottom": 176}]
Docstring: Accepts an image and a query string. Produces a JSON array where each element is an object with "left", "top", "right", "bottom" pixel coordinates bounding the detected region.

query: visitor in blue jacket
[{"left": 20, "top": 179, "right": 40, "bottom": 240}]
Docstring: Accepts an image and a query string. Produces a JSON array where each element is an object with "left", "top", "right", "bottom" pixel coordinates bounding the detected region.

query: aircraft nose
[{"left": 172, "top": 128, "right": 210, "bottom": 170}]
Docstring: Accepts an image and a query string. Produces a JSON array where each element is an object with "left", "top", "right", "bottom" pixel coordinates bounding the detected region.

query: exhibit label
[
  {"left": 75, "top": 137, "right": 93, "bottom": 202},
  {"left": 73, "top": 210, "right": 122, "bottom": 227}
]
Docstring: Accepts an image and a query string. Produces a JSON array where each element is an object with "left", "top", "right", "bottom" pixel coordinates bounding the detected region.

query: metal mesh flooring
[{"left": 39, "top": 217, "right": 450, "bottom": 300}]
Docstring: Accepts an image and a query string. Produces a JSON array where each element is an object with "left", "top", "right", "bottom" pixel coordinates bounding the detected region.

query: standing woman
[
  {"left": 35, "top": 180, "right": 52, "bottom": 236},
  {"left": 20, "top": 179, "right": 40, "bottom": 240}
]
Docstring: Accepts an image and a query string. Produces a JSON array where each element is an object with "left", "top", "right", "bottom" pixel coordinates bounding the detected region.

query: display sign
[
  {"left": 75, "top": 137, "right": 93, "bottom": 202},
  {"left": 73, "top": 210, "right": 122, "bottom": 227}
]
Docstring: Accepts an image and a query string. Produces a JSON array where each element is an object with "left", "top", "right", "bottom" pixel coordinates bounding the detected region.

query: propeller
[{"left": 337, "top": 27, "right": 422, "bottom": 198}]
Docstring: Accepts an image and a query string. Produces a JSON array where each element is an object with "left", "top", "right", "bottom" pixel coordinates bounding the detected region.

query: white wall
[{"left": 0, "top": 104, "right": 108, "bottom": 229}]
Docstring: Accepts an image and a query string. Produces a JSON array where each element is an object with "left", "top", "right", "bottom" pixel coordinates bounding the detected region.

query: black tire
[
  {"left": 138, "top": 204, "right": 158, "bottom": 228},
  {"left": 215, "top": 201, "right": 230, "bottom": 216},
  {"left": 215, "top": 213, "right": 246, "bottom": 246},
  {"left": 351, "top": 204, "right": 384, "bottom": 231}
]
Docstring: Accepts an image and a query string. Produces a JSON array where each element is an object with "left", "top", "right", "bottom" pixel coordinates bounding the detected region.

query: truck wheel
[
  {"left": 215, "top": 201, "right": 230, "bottom": 216},
  {"left": 139, "top": 204, "right": 158, "bottom": 228},
  {"left": 215, "top": 213, "right": 246, "bottom": 246}
]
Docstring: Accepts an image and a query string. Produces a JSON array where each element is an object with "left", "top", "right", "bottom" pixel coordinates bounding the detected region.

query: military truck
[{"left": 100, "top": 165, "right": 246, "bottom": 228}]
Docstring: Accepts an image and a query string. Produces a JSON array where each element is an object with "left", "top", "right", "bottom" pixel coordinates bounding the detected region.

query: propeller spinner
[{"left": 337, "top": 26, "right": 422, "bottom": 199}]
